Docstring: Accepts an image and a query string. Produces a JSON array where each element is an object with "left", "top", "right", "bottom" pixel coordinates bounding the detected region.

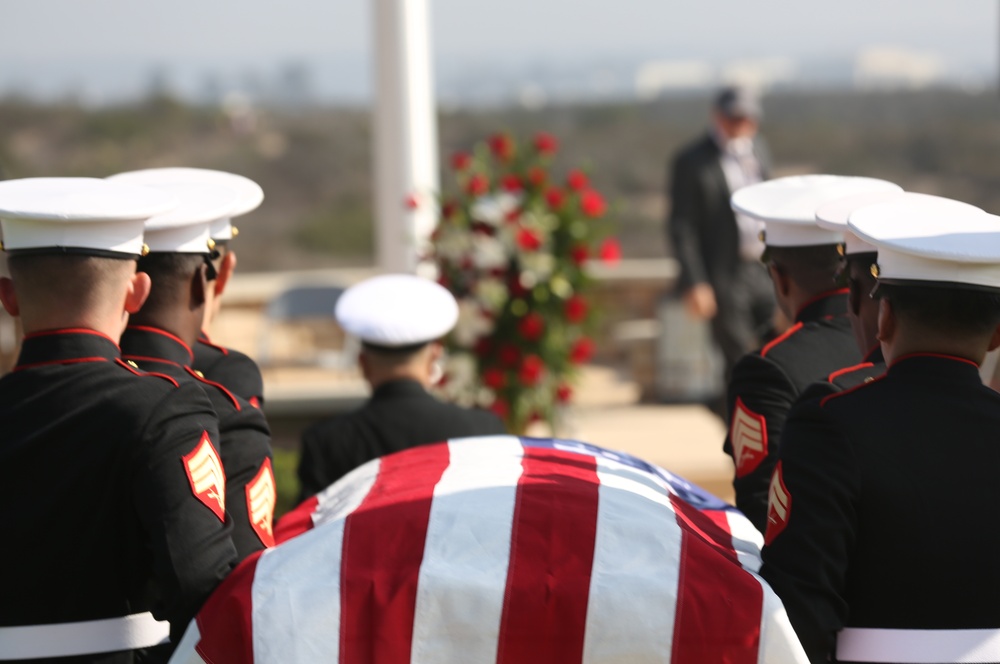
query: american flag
[{"left": 169, "top": 436, "right": 808, "bottom": 664}]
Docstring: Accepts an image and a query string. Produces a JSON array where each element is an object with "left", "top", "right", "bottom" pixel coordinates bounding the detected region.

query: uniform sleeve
[
  {"left": 199, "top": 348, "right": 265, "bottom": 407},
  {"left": 723, "top": 352, "right": 797, "bottom": 532},
  {"left": 132, "top": 382, "right": 239, "bottom": 645},
  {"left": 297, "top": 425, "right": 332, "bottom": 503},
  {"left": 667, "top": 151, "right": 708, "bottom": 291},
  {"left": 760, "top": 398, "right": 860, "bottom": 663},
  {"left": 216, "top": 404, "right": 275, "bottom": 559}
]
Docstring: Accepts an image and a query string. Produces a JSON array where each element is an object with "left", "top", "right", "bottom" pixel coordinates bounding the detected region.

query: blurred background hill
[{"left": 1, "top": 87, "right": 996, "bottom": 271}]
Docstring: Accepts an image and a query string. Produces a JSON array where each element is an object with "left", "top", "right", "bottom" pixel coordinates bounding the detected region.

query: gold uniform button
[
  {"left": 194, "top": 370, "right": 205, "bottom": 378},
  {"left": 864, "top": 376, "right": 875, "bottom": 383},
  {"left": 758, "top": 230, "right": 766, "bottom": 243},
  {"left": 231, "top": 226, "right": 240, "bottom": 238},
  {"left": 870, "top": 263, "right": 880, "bottom": 278},
  {"left": 140, "top": 244, "right": 150, "bottom": 257},
  {"left": 207, "top": 238, "right": 216, "bottom": 251},
  {"left": 837, "top": 243, "right": 846, "bottom": 257},
  {"left": 127, "top": 360, "right": 139, "bottom": 369}
]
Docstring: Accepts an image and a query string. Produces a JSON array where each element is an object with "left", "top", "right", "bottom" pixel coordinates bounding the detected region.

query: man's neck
[{"left": 128, "top": 310, "right": 201, "bottom": 350}]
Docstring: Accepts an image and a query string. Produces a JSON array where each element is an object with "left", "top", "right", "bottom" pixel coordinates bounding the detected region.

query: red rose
[
  {"left": 467, "top": 173, "right": 489, "bottom": 196},
  {"left": 501, "top": 174, "right": 522, "bottom": 192},
  {"left": 474, "top": 338, "right": 493, "bottom": 358},
  {"left": 451, "top": 152, "right": 472, "bottom": 171},
  {"left": 580, "top": 189, "right": 607, "bottom": 218},
  {"left": 565, "top": 295, "right": 588, "bottom": 323},
  {"left": 570, "top": 243, "right": 589, "bottom": 265},
  {"left": 519, "top": 354, "right": 545, "bottom": 386},
  {"left": 489, "top": 133, "right": 515, "bottom": 161},
  {"left": 404, "top": 193, "right": 419, "bottom": 210},
  {"left": 545, "top": 187, "right": 565, "bottom": 210},
  {"left": 498, "top": 343, "right": 521, "bottom": 368},
  {"left": 518, "top": 312, "right": 545, "bottom": 341},
  {"left": 534, "top": 132, "right": 558, "bottom": 155},
  {"left": 516, "top": 227, "right": 542, "bottom": 251},
  {"left": 483, "top": 367, "right": 506, "bottom": 390},
  {"left": 570, "top": 337, "right": 595, "bottom": 364},
  {"left": 441, "top": 201, "right": 458, "bottom": 219},
  {"left": 504, "top": 207, "right": 521, "bottom": 223},
  {"left": 527, "top": 166, "right": 547, "bottom": 187},
  {"left": 599, "top": 237, "right": 622, "bottom": 264},
  {"left": 490, "top": 398, "right": 509, "bottom": 420},
  {"left": 566, "top": 169, "right": 589, "bottom": 191},
  {"left": 556, "top": 383, "right": 573, "bottom": 403}
]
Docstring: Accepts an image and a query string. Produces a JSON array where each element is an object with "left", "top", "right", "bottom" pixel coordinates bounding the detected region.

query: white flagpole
[{"left": 371, "top": 0, "right": 440, "bottom": 274}]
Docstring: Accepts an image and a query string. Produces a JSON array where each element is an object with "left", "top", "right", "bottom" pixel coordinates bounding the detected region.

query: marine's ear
[
  {"left": 125, "top": 271, "right": 151, "bottom": 315},
  {"left": 0, "top": 276, "right": 19, "bottom": 317}
]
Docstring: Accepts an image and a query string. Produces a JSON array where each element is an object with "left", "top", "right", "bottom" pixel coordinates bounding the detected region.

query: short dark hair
[
  {"left": 8, "top": 253, "right": 134, "bottom": 308},
  {"left": 765, "top": 244, "right": 843, "bottom": 294},
  {"left": 137, "top": 253, "right": 206, "bottom": 311},
  {"left": 877, "top": 282, "right": 1000, "bottom": 337}
]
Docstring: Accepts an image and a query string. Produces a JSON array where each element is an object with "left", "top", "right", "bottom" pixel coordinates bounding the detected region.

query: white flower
[
  {"left": 474, "top": 278, "right": 509, "bottom": 314},
  {"left": 470, "top": 192, "right": 521, "bottom": 226},
  {"left": 436, "top": 229, "right": 473, "bottom": 263},
  {"left": 453, "top": 299, "right": 494, "bottom": 348},
  {"left": 520, "top": 252, "right": 556, "bottom": 281},
  {"left": 471, "top": 235, "right": 509, "bottom": 271}
]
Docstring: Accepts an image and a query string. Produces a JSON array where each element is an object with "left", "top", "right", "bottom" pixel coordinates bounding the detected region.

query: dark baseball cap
[{"left": 714, "top": 86, "right": 762, "bottom": 120}]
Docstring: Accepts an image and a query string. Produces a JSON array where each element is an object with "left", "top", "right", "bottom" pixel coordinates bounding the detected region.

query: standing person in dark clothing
[
  {"left": 109, "top": 167, "right": 266, "bottom": 407},
  {"left": 119, "top": 181, "right": 275, "bottom": 558},
  {"left": 666, "top": 86, "right": 775, "bottom": 388},
  {"left": 297, "top": 274, "right": 506, "bottom": 502},
  {"left": 0, "top": 178, "right": 238, "bottom": 661},
  {"left": 723, "top": 175, "right": 899, "bottom": 533},
  {"left": 762, "top": 197, "right": 1000, "bottom": 664}
]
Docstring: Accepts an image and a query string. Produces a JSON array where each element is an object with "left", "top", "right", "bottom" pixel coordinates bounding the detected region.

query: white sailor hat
[
  {"left": 0, "top": 177, "right": 175, "bottom": 257},
  {"left": 335, "top": 274, "right": 459, "bottom": 348},
  {"left": 817, "top": 191, "right": 984, "bottom": 256},
  {"left": 142, "top": 183, "right": 241, "bottom": 254},
  {"left": 732, "top": 175, "right": 901, "bottom": 247},
  {"left": 108, "top": 167, "right": 263, "bottom": 241},
  {"left": 848, "top": 195, "right": 1000, "bottom": 291}
]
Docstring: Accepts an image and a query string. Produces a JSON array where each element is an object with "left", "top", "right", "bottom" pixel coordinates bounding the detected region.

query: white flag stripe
[
  {"left": 582, "top": 456, "right": 681, "bottom": 663},
  {"left": 756, "top": 573, "right": 811, "bottom": 663},
  {"left": 310, "top": 457, "right": 382, "bottom": 530},
  {"left": 252, "top": 516, "right": 347, "bottom": 663},
  {"left": 726, "top": 508, "right": 765, "bottom": 574},
  {"left": 168, "top": 621, "right": 207, "bottom": 664},
  {"left": 410, "top": 437, "right": 525, "bottom": 664},
  {"left": 251, "top": 460, "right": 381, "bottom": 663}
]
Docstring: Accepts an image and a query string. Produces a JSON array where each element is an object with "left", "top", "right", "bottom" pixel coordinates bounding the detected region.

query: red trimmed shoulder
[
  {"left": 760, "top": 322, "right": 804, "bottom": 358},
  {"left": 198, "top": 336, "right": 230, "bottom": 355},
  {"left": 820, "top": 372, "right": 886, "bottom": 408},
  {"left": 14, "top": 356, "right": 110, "bottom": 371},
  {"left": 24, "top": 328, "right": 119, "bottom": 346},
  {"left": 186, "top": 366, "right": 241, "bottom": 411},
  {"left": 827, "top": 361, "right": 874, "bottom": 383},
  {"left": 115, "top": 358, "right": 180, "bottom": 388}
]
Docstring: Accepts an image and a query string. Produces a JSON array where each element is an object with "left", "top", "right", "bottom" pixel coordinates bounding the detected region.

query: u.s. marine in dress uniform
[
  {"left": 723, "top": 175, "right": 900, "bottom": 532},
  {"left": 762, "top": 196, "right": 1000, "bottom": 664},
  {"left": 109, "top": 168, "right": 266, "bottom": 407},
  {"left": 296, "top": 274, "right": 506, "bottom": 502},
  {"left": 115, "top": 180, "right": 275, "bottom": 559},
  {"left": 0, "top": 178, "right": 239, "bottom": 662}
]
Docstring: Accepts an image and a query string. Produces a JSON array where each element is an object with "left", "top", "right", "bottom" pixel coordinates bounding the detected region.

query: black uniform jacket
[
  {"left": 297, "top": 378, "right": 507, "bottom": 501},
  {"left": 796, "top": 345, "right": 887, "bottom": 404},
  {"left": 0, "top": 329, "right": 238, "bottom": 655},
  {"left": 192, "top": 331, "right": 264, "bottom": 407},
  {"left": 761, "top": 353, "right": 1000, "bottom": 663},
  {"left": 122, "top": 326, "right": 275, "bottom": 559},
  {"left": 723, "top": 289, "right": 860, "bottom": 532}
]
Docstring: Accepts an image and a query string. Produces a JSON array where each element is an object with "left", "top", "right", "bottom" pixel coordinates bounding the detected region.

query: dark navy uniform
[
  {"left": 0, "top": 330, "right": 239, "bottom": 661},
  {"left": 761, "top": 354, "right": 1000, "bottom": 663},
  {"left": 297, "top": 378, "right": 507, "bottom": 500},
  {"left": 796, "top": 346, "right": 887, "bottom": 404},
  {"left": 122, "top": 326, "right": 275, "bottom": 558},
  {"left": 723, "top": 289, "right": 860, "bottom": 532},
  {"left": 192, "top": 331, "right": 264, "bottom": 408}
]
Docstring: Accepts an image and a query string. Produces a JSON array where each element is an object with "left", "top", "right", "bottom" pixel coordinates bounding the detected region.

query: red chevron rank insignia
[
  {"left": 731, "top": 397, "right": 768, "bottom": 477},
  {"left": 764, "top": 461, "right": 791, "bottom": 545},
  {"left": 183, "top": 432, "right": 227, "bottom": 522},
  {"left": 246, "top": 458, "right": 276, "bottom": 547}
]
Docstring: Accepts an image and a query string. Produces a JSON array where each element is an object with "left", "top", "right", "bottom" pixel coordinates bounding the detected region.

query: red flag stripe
[
  {"left": 496, "top": 447, "right": 600, "bottom": 664},
  {"left": 193, "top": 551, "right": 264, "bottom": 664},
  {"left": 670, "top": 494, "right": 763, "bottom": 663},
  {"left": 339, "top": 444, "right": 451, "bottom": 664},
  {"left": 273, "top": 495, "right": 320, "bottom": 544}
]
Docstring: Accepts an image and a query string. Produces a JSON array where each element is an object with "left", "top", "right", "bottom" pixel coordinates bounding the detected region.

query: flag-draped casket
[{"left": 169, "top": 436, "right": 808, "bottom": 663}]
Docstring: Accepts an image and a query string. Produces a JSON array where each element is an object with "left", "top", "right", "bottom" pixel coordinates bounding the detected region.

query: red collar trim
[
  {"left": 827, "top": 361, "right": 874, "bottom": 383},
  {"left": 889, "top": 352, "right": 981, "bottom": 369},
  {"left": 761, "top": 322, "right": 804, "bottom": 358},
  {"left": 794, "top": 288, "right": 849, "bottom": 321},
  {"left": 23, "top": 328, "right": 119, "bottom": 349},
  {"left": 122, "top": 354, "right": 184, "bottom": 369},
  {"left": 197, "top": 332, "right": 229, "bottom": 355},
  {"left": 185, "top": 366, "right": 242, "bottom": 411},
  {"left": 127, "top": 325, "right": 194, "bottom": 363},
  {"left": 821, "top": 372, "right": 887, "bottom": 407}
]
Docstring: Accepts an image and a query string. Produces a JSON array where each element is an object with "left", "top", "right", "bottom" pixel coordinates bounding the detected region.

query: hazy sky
[{"left": 1, "top": 0, "right": 995, "bottom": 101}]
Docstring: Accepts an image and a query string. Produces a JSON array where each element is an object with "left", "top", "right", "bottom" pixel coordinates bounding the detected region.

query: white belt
[
  {"left": 837, "top": 627, "right": 1000, "bottom": 663},
  {"left": 0, "top": 611, "right": 169, "bottom": 660}
]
